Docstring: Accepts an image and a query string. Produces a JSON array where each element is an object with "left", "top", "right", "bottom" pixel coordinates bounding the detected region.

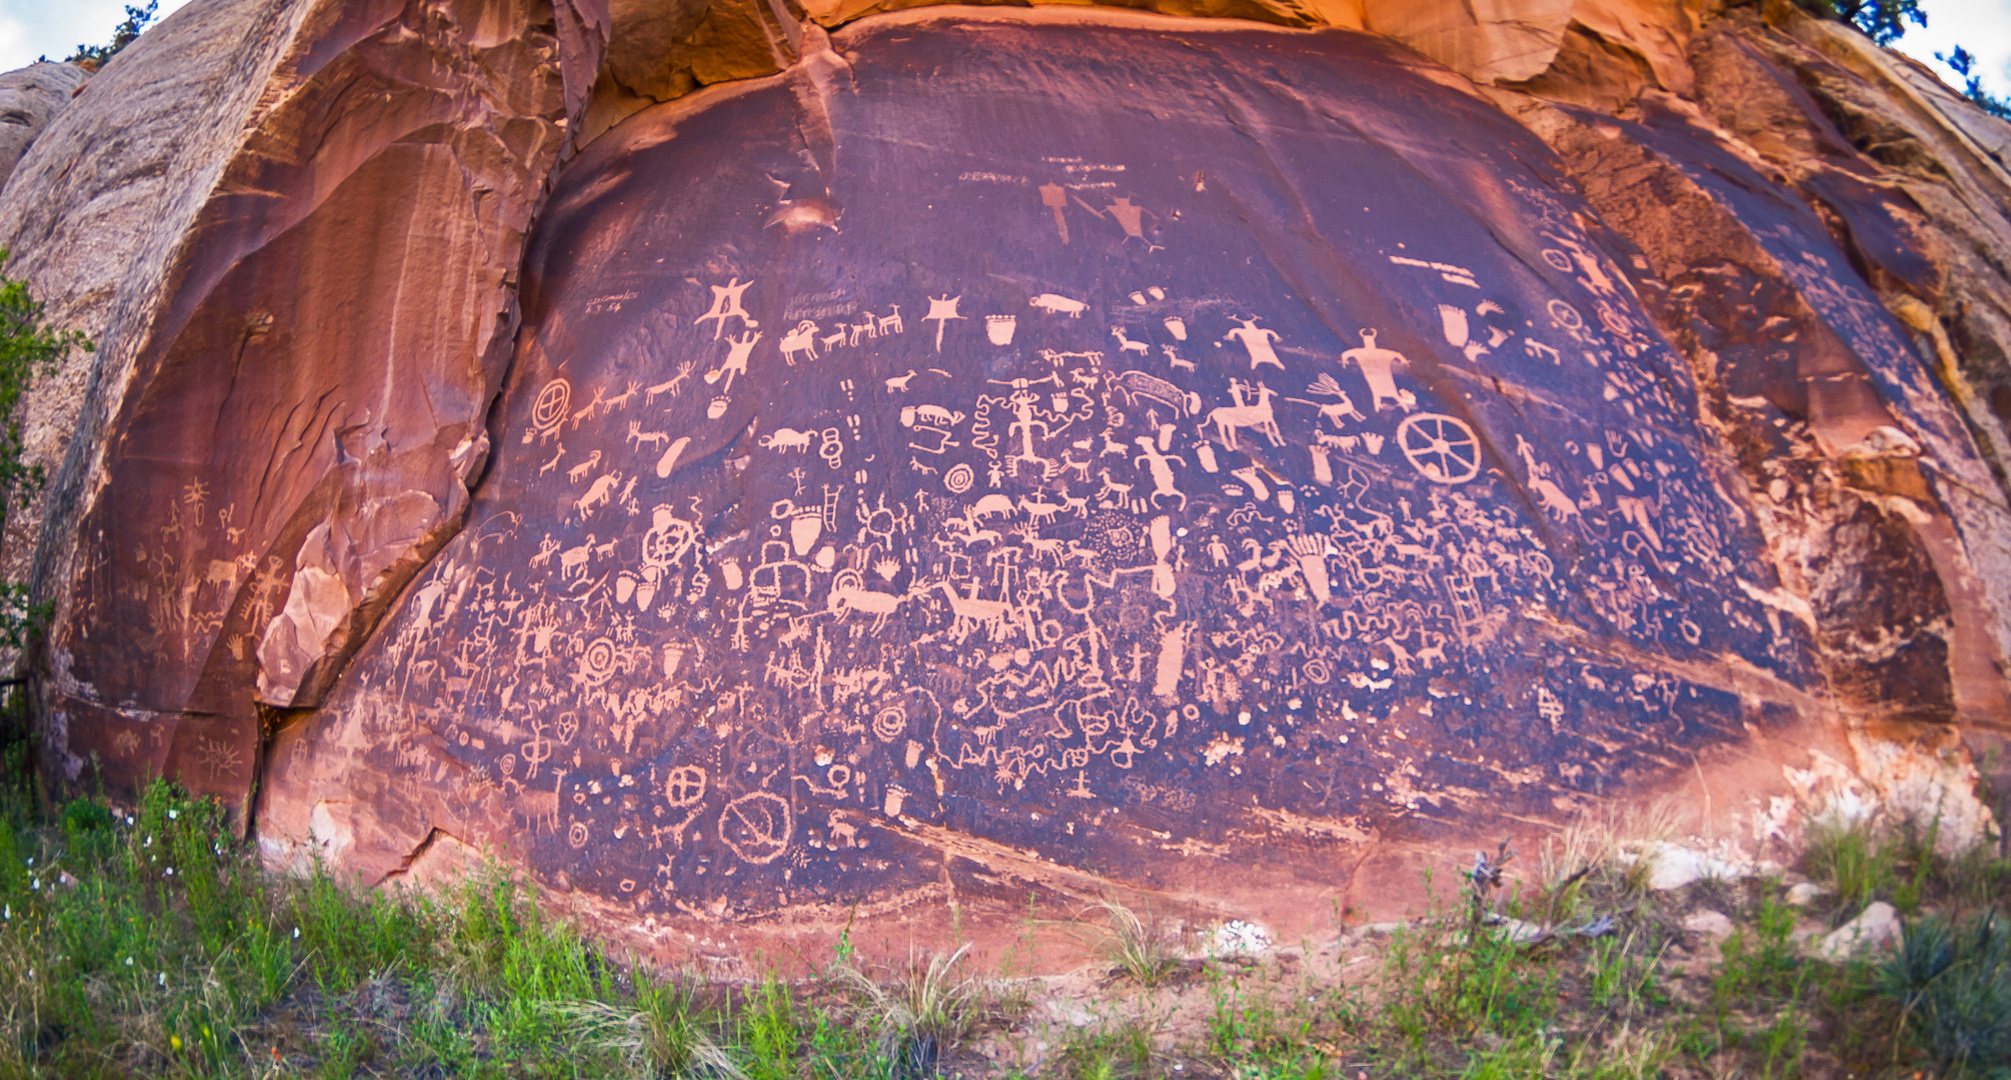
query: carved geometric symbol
[
  {"left": 580, "top": 637, "right": 617, "bottom": 686},
  {"left": 718, "top": 792, "right": 792, "bottom": 864},
  {"left": 944, "top": 462, "right": 974, "bottom": 494},
  {"left": 664, "top": 765, "right": 708, "bottom": 807},
  {"left": 532, "top": 378, "right": 572, "bottom": 433},
  {"left": 872, "top": 705, "right": 907, "bottom": 744},
  {"left": 1396, "top": 412, "right": 1482, "bottom": 485}
]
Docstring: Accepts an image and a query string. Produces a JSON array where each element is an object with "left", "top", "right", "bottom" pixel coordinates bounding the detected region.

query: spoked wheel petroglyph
[
  {"left": 532, "top": 379, "right": 571, "bottom": 433},
  {"left": 1396, "top": 412, "right": 1482, "bottom": 484},
  {"left": 719, "top": 792, "right": 793, "bottom": 864}
]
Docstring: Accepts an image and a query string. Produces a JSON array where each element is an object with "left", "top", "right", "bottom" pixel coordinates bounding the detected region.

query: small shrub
[
  {"left": 1715, "top": 894, "right": 1803, "bottom": 1009},
  {"left": 1059, "top": 1019, "right": 1156, "bottom": 1080}
]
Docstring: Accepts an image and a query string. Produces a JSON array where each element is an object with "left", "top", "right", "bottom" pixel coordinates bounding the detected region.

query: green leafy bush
[
  {"left": 64, "top": 1, "right": 159, "bottom": 68},
  {"left": 0, "top": 254, "right": 90, "bottom": 648}
]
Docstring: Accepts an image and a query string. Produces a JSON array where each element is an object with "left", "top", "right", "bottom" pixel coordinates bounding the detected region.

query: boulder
[
  {"left": 0, "top": 63, "right": 89, "bottom": 194},
  {"left": 1682, "top": 910, "right": 1734, "bottom": 938},
  {"left": 1816, "top": 900, "right": 1901, "bottom": 960}
]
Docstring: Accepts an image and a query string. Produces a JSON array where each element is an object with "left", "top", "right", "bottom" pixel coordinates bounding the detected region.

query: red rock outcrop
[
  {"left": 0, "top": 0, "right": 609, "bottom": 808},
  {"left": 0, "top": 0, "right": 2003, "bottom": 962}
]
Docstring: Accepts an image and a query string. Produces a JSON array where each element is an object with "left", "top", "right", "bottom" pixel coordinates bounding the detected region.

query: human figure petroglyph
[
  {"left": 1105, "top": 196, "right": 1161, "bottom": 250},
  {"left": 1206, "top": 381, "right": 1284, "bottom": 450},
  {"left": 1340, "top": 329, "right": 1411, "bottom": 411},
  {"left": 1223, "top": 316, "right": 1284, "bottom": 371},
  {"left": 925, "top": 294, "right": 965, "bottom": 352},
  {"left": 1000, "top": 389, "right": 1055, "bottom": 472},
  {"left": 1132, "top": 438, "right": 1187, "bottom": 510},
  {"left": 695, "top": 276, "right": 758, "bottom": 340}
]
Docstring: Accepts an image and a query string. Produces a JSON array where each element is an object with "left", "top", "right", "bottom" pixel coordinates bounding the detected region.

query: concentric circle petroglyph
[
  {"left": 944, "top": 462, "right": 974, "bottom": 493},
  {"left": 579, "top": 637, "right": 617, "bottom": 686}
]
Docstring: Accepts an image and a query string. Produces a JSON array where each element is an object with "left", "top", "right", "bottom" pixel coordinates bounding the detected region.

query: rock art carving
[{"left": 28, "top": 5, "right": 2005, "bottom": 955}]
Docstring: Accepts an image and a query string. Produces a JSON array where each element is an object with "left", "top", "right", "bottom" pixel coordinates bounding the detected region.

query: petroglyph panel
[{"left": 269, "top": 18, "right": 1821, "bottom": 917}]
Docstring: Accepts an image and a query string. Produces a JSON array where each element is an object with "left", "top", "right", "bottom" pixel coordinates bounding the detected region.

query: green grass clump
[
  {"left": 1879, "top": 910, "right": 2011, "bottom": 1077},
  {"left": 835, "top": 942, "right": 988, "bottom": 1079},
  {"left": 1804, "top": 814, "right": 1897, "bottom": 918}
]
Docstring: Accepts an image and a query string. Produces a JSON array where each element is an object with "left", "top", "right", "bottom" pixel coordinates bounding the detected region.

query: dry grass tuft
[{"left": 1080, "top": 899, "right": 1183, "bottom": 989}]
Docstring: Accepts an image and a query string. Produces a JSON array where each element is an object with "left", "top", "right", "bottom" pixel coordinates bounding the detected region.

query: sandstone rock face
[
  {"left": 252, "top": 5, "right": 1992, "bottom": 950},
  {"left": 0, "top": 0, "right": 609, "bottom": 808},
  {"left": 1, "top": 0, "right": 2005, "bottom": 959},
  {"left": 0, "top": 64, "right": 88, "bottom": 194}
]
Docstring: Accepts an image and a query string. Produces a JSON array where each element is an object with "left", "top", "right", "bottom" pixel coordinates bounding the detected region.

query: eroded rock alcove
[{"left": 0, "top": 0, "right": 2006, "bottom": 962}]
